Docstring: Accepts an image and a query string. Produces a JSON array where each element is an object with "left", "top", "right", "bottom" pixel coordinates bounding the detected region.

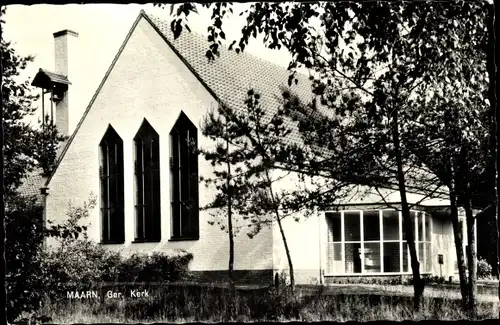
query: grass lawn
[
  {"left": 33, "top": 282, "right": 499, "bottom": 323},
  {"left": 297, "top": 283, "right": 499, "bottom": 302}
]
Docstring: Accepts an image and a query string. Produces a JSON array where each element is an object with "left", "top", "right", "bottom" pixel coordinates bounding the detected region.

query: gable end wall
[{"left": 44, "top": 16, "right": 273, "bottom": 275}]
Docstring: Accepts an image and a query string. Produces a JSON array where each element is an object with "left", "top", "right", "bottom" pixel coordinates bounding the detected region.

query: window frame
[
  {"left": 324, "top": 207, "right": 432, "bottom": 276},
  {"left": 169, "top": 112, "right": 199, "bottom": 241},
  {"left": 99, "top": 125, "right": 125, "bottom": 244},
  {"left": 133, "top": 119, "right": 161, "bottom": 243}
]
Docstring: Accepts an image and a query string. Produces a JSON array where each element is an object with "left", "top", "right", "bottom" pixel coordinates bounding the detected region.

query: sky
[{"left": 3, "top": 3, "right": 295, "bottom": 124}]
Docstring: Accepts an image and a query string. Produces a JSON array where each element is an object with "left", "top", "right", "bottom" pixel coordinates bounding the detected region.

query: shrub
[
  {"left": 328, "top": 276, "right": 409, "bottom": 285},
  {"left": 117, "top": 251, "right": 194, "bottom": 283},
  {"left": 5, "top": 193, "right": 96, "bottom": 323},
  {"left": 41, "top": 240, "right": 194, "bottom": 301},
  {"left": 39, "top": 239, "right": 123, "bottom": 299},
  {"left": 5, "top": 194, "right": 45, "bottom": 323},
  {"left": 477, "top": 258, "right": 492, "bottom": 279}
]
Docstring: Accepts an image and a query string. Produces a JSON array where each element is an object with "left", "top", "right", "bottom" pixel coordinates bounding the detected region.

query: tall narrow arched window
[
  {"left": 134, "top": 119, "right": 161, "bottom": 242},
  {"left": 99, "top": 125, "right": 125, "bottom": 243},
  {"left": 170, "top": 112, "right": 199, "bottom": 240}
]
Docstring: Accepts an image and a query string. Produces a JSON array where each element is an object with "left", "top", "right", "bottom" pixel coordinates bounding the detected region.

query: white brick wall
[
  {"left": 45, "top": 16, "right": 273, "bottom": 272},
  {"left": 431, "top": 216, "right": 456, "bottom": 278}
]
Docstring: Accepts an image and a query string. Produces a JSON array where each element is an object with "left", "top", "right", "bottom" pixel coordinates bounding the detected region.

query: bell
[{"left": 51, "top": 91, "right": 64, "bottom": 102}]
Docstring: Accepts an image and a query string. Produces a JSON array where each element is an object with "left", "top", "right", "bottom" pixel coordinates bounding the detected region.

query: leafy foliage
[
  {"left": 5, "top": 191, "right": 193, "bottom": 323},
  {"left": 40, "top": 240, "right": 193, "bottom": 302},
  {"left": 5, "top": 193, "right": 95, "bottom": 322},
  {"left": 33, "top": 115, "right": 68, "bottom": 175},
  {"left": 200, "top": 90, "right": 349, "bottom": 236},
  {"left": 477, "top": 258, "right": 493, "bottom": 279},
  {"left": 5, "top": 195, "right": 45, "bottom": 322},
  {"left": 164, "top": 0, "right": 496, "bottom": 309},
  {"left": 200, "top": 89, "right": 353, "bottom": 292}
]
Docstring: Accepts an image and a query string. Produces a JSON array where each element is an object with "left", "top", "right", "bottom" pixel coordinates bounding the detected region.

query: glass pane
[
  {"left": 425, "top": 242, "right": 432, "bottom": 273},
  {"left": 101, "top": 171, "right": 109, "bottom": 209},
  {"left": 402, "top": 212, "right": 416, "bottom": 241},
  {"left": 326, "top": 243, "right": 343, "bottom": 274},
  {"left": 326, "top": 212, "right": 341, "bottom": 242},
  {"left": 344, "top": 212, "right": 361, "bottom": 241},
  {"left": 108, "top": 145, "right": 116, "bottom": 175},
  {"left": 152, "top": 137, "right": 160, "bottom": 169},
  {"left": 102, "top": 209, "right": 109, "bottom": 241},
  {"left": 170, "top": 131, "right": 179, "bottom": 169},
  {"left": 109, "top": 175, "right": 116, "bottom": 208},
  {"left": 403, "top": 243, "right": 409, "bottom": 272},
  {"left": 136, "top": 205, "right": 144, "bottom": 239},
  {"left": 418, "top": 242, "right": 425, "bottom": 272},
  {"left": 364, "top": 243, "right": 381, "bottom": 273},
  {"left": 363, "top": 211, "right": 380, "bottom": 241},
  {"left": 172, "top": 202, "right": 180, "bottom": 237},
  {"left": 180, "top": 165, "right": 190, "bottom": 202},
  {"left": 181, "top": 202, "right": 191, "bottom": 236},
  {"left": 418, "top": 212, "right": 424, "bottom": 241},
  {"left": 345, "top": 243, "right": 362, "bottom": 274},
  {"left": 383, "top": 210, "right": 400, "bottom": 240},
  {"left": 143, "top": 140, "right": 152, "bottom": 171},
  {"left": 383, "top": 242, "right": 400, "bottom": 272},
  {"left": 180, "top": 132, "right": 189, "bottom": 169},
  {"left": 459, "top": 218, "right": 465, "bottom": 241},
  {"left": 425, "top": 214, "right": 431, "bottom": 242}
]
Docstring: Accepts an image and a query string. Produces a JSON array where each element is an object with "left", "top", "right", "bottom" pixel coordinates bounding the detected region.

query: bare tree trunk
[
  {"left": 485, "top": 3, "right": 500, "bottom": 314},
  {"left": 227, "top": 145, "right": 235, "bottom": 288},
  {"left": 225, "top": 128, "right": 236, "bottom": 300},
  {"left": 276, "top": 211, "right": 295, "bottom": 294},
  {"left": 264, "top": 169, "right": 295, "bottom": 294},
  {"left": 449, "top": 165, "right": 469, "bottom": 310},
  {"left": 464, "top": 197, "right": 477, "bottom": 317},
  {"left": 392, "top": 107, "right": 423, "bottom": 310}
]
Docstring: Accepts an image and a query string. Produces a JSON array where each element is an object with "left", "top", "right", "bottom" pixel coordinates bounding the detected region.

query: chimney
[{"left": 53, "top": 29, "right": 80, "bottom": 136}]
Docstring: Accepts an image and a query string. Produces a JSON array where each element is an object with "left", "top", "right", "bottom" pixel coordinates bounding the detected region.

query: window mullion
[
  {"left": 360, "top": 210, "right": 364, "bottom": 274},
  {"left": 415, "top": 212, "right": 419, "bottom": 272},
  {"left": 399, "top": 210, "right": 403, "bottom": 273},
  {"left": 422, "top": 212, "right": 426, "bottom": 273},
  {"left": 141, "top": 142, "right": 146, "bottom": 240},
  {"left": 379, "top": 209, "right": 383, "bottom": 273},
  {"left": 341, "top": 211, "right": 345, "bottom": 275},
  {"left": 177, "top": 133, "right": 182, "bottom": 236},
  {"left": 107, "top": 146, "right": 111, "bottom": 241},
  {"left": 186, "top": 130, "right": 191, "bottom": 233}
]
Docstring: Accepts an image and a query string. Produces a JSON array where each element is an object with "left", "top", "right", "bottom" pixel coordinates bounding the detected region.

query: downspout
[{"left": 40, "top": 185, "right": 49, "bottom": 247}]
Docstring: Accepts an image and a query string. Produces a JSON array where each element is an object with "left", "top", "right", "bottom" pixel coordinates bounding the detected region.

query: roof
[
  {"left": 44, "top": 10, "right": 323, "bottom": 188},
  {"left": 17, "top": 170, "right": 45, "bottom": 205},
  {"left": 146, "top": 13, "right": 323, "bottom": 147},
  {"left": 38, "top": 10, "right": 446, "bottom": 201},
  {"left": 144, "top": 12, "right": 447, "bottom": 198},
  {"left": 18, "top": 139, "right": 67, "bottom": 202},
  {"left": 32, "top": 68, "right": 71, "bottom": 89}
]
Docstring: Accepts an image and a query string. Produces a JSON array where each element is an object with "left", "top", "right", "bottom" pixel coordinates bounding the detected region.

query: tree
[
  {"left": 5, "top": 191, "right": 92, "bottom": 323},
  {"left": 2, "top": 5, "right": 77, "bottom": 322},
  {"left": 1, "top": 6, "right": 66, "bottom": 201},
  {"left": 201, "top": 90, "right": 351, "bottom": 293},
  {"left": 400, "top": 3, "right": 492, "bottom": 315},
  {"left": 2, "top": 5, "right": 40, "bottom": 200},
  {"left": 162, "top": 0, "right": 496, "bottom": 311},
  {"left": 199, "top": 105, "right": 251, "bottom": 288}
]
